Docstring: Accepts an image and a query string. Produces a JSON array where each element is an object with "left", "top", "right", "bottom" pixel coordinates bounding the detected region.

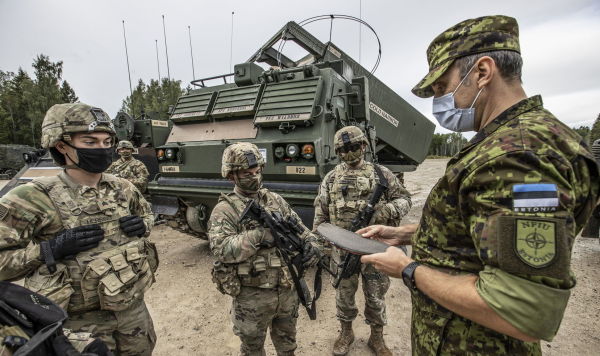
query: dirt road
[{"left": 146, "top": 159, "right": 600, "bottom": 355}]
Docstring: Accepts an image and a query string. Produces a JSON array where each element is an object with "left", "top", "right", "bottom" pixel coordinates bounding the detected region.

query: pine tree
[
  {"left": 590, "top": 113, "right": 600, "bottom": 145},
  {"left": 0, "top": 55, "right": 79, "bottom": 145},
  {"left": 121, "top": 78, "right": 184, "bottom": 119}
]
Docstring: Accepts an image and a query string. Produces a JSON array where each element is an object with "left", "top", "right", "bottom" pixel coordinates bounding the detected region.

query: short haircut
[{"left": 456, "top": 50, "right": 523, "bottom": 83}]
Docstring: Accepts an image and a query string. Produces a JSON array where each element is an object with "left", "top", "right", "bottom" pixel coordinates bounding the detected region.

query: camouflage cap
[
  {"left": 117, "top": 140, "right": 134, "bottom": 149},
  {"left": 334, "top": 126, "right": 367, "bottom": 150},
  {"left": 221, "top": 142, "right": 265, "bottom": 178},
  {"left": 412, "top": 15, "right": 520, "bottom": 98},
  {"left": 41, "top": 103, "right": 116, "bottom": 148}
]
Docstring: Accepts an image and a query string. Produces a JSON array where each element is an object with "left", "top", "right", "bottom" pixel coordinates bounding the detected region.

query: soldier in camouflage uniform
[
  {"left": 208, "top": 142, "right": 322, "bottom": 356},
  {"left": 360, "top": 15, "right": 600, "bottom": 355},
  {"left": 105, "top": 140, "right": 149, "bottom": 193},
  {"left": 0, "top": 103, "right": 158, "bottom": 355},
  {"left": 313, "top": 126, "right": 411, "bottom": 356}
]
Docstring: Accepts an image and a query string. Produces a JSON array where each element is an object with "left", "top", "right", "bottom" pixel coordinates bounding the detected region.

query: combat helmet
[
  {"left": 221, "top": 142, "right": 265, "bottom": 178},
  {"left": 116, "top": 140, "right": 134, "bottom": 150},
  {"left": 334, "top": 126, "right": 368, "bottom": 152},
  {"left": 41, "top": 103, "right": 115, "bottom": 165}
]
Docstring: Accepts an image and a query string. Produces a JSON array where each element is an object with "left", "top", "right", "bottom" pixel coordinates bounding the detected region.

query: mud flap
[{"left": 151, "top": 195, "right": 179, "bottom": 216}]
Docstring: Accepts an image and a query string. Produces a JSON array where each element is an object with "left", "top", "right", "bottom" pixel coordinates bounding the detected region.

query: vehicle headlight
[
  {"left": 274, "top": 146, "right": 285, "bottom": 159},
  {"left": 301, "top": 144, "right": 315, "bottom": 160},
  {"left": 286, "top": 144, "right": 299, "bottom": 158},
  {"left": 157, "top": 149, "right": 165, "bottom": 160},
  {"left": 165, "top": 148, "right": 176, "bottom": 160}
]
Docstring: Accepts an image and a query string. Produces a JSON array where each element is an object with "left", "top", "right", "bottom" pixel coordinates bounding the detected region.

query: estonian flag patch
[{"left": 512, "top": 183, "right": 559, "bottom": 213}]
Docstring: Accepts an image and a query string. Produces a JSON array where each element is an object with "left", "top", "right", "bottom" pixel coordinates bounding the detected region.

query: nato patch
[
  {"left": 512, "top": 183, "right": 558, "bottom": 213},
  {"left": 514, "top": 219, "right": 556, "bottom": 268}
]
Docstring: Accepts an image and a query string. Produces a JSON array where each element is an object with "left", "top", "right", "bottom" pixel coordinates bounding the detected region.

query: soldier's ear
[
  {"left": 55, "top": 141, "right": 69, "bottom": 155},
  {"left": 475, "top": 56, "right": 494, "bottom": 89}
]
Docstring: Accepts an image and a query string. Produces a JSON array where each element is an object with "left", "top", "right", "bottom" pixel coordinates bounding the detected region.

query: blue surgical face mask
[{"left": 432, "top": 64, "right": 484, "bottom": 132}]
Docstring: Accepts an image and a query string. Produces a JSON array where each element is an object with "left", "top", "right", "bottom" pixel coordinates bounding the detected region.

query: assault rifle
[
  {"left": 239, "top": 200, "right": 334, "bottom": 320},
  {"left": 333, "top": 165, "right": 388, "bottom": 288}
]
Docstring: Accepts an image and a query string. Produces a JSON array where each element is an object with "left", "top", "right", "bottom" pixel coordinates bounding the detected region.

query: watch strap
[{"left": 402, "top": 261, "right": 421, "bottom": 290}]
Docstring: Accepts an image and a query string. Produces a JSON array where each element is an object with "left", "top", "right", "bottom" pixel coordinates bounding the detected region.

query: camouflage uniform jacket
[
  {"left": 0, "top": 170, "right": 154, "bottom": 284},
  {"left": 105, "top": 157, "right": 149, "bottom": 193},
  {"left": 208, "top": 187, "right": 320, "bottom": 289},
  {"left": 411, "top": 96, "right": 600, "bottom": 354},
  {"left": 313, "top": 161, "right": 412, "bottom": 233}
]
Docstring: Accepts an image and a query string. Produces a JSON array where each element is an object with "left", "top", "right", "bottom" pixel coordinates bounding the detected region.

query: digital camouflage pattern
[
  {"left": 0, "top": 171, "right": 157, "bottom": 355},
  {"left": 106, "top": 156, "right": 150, "bottom": 193},
  {"left": 221, "top": 142, "right": 265, "bottom": 178},
  {"left": 412, "top": 15, "right": 520, "bottom": 98},
  {"left": 208, "top": 181, "right": 321, "bottom": 355},
  {"left": 411, "top": 96, "right": 600, "bottom": 355},
  {"left": 313, "top": 161, "right": 411, "bottom": 326},
  {"left": 40, "top": 103, "right": 115, "bottom": 148}
]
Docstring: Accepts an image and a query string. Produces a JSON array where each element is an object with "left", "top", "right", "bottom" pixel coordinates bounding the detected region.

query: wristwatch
[{"left": 402, "top": 261, "right": 421, "bottom": 290}]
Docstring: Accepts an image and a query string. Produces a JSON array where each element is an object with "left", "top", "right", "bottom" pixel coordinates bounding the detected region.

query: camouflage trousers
[
  {"left": 63, "top": 299, "right": 156, "bottom": 356},
  {"left": 334, "top": 261, "right": 390, "bottom": 326},
  {"left": 231, "top": 286, "right": 299, "bottom": 356},
  {"left": 411, "top": 290, "right": 541, "bottom": 355}
]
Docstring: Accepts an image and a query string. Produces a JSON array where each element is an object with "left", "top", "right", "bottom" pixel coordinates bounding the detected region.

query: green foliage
[
  {"left": 0, "top": 55, "right": 78, "bottom": 145},
  {"left": 572, "top": 125, "right": 591, "bottom": 145},
  {"left": 590, "top": 113, "right": 600, "bottom": 145},
  {"left": 428, "top": 132, "right": 468, "bottom": 157},
  {"left": 121, "top": 78, "right": 184, "bottom": 118}
]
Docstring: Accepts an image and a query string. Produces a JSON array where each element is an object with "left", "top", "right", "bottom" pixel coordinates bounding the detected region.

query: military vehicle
[
  {"left": 581, "top": 139, "right": 600, "bottom": 240},
  {"left": 0, "top": 111, "right": 171, "bottom": 198},
  {"left": 112, "top": 110, "right": 171, "bottom": 181},
  {"left": 150, "top": 21, "right": 435, "bottom": 239},
  {"left": 0, "top": 144, "right": 35, "bottom": 179}
]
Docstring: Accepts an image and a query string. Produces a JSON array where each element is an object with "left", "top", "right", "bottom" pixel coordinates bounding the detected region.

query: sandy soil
[{"left": 145, "top": 158, "right": 600, "bottom": 355}]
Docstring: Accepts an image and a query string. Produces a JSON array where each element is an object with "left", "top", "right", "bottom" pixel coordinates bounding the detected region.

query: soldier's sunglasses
[{"left": 337, "top": 143, "right": 363, "bottom": 154}]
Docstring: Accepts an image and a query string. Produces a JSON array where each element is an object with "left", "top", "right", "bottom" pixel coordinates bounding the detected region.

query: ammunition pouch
[
  {"left": 25, "top": 239, "right": 158, "bottom": 313},
  {"left": 211, "top": 261, "right": 241, "bottom": 297},
  {"left": 83, "top": 239, "right": 158, "bottom": 312},
  {"left": 236, "top": 248, "right": 290, "bottom": 289}
]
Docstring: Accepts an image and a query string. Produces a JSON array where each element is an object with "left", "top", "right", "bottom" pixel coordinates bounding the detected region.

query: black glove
[
  {"left": 52, "top": 335, "right": 113, "bottom": 356},
  {"left": 52, "top": 334, "right": 83, "bottom": 356},
  {"left": 82, "top": 338, "right": 113, "bottom": 356},
  {"left": 40, "top": 225, "right": 104, "bottom": 271},
  {"left": 302, "top": 241, "right": 322, "bottom": 269},
  {"left": 119, "top": 215, "right": 146, "bottom": 237}
]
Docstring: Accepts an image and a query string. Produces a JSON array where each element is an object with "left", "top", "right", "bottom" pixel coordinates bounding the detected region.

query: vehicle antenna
[
  {"left": 229, "top": 11, "right": 235, "bottom": 73},
  {"left": 155, "top": 39, "right": 161, "bottom": 80},
  {"left": 188, "top": 26, "right": 196, "bottom": 80},
  {"left": 122, "top": 20, "right": 134, "bottom": 115},
  {"left": 162, "top": 14, "right": 171, "bottom": 81},
  {"left": 359, "top": 0, "right": 362, "bottom": 64}
]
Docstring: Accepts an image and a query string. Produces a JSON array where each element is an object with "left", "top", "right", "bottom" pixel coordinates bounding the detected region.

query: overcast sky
[{"left": 1, "top": 0, "right": 599, "bottom": 135}]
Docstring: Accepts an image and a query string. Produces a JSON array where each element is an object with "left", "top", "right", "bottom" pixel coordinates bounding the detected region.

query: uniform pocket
[{"left": 25, "top": 263, "right": 74, "bottom": 311}]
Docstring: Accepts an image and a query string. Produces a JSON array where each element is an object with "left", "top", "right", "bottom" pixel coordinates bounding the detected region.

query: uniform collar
[
  {"left": 58, "top": 170, "right": 118, "bottom": 191},
  {"left": 465, "top": 95, "right": 544, "bottom": 149}
]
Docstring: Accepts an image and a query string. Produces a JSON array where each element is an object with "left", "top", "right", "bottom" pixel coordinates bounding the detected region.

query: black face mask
[{"left": 64, "top": 142, "right": 114, "bottom": 173}]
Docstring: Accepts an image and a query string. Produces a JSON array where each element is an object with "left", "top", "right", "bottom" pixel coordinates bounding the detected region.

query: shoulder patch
[
  {"left": 496, "top": 215, "right": 569, "bottom": 279},
  {"left": 0, "top": 203, "right": 8, "bottom": 220},
  {"left": 515, "top": 219, "right": 556, "bottom": 268},
  {"left": 512, "top": 183, "right": 558, "bottom": 213}
]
